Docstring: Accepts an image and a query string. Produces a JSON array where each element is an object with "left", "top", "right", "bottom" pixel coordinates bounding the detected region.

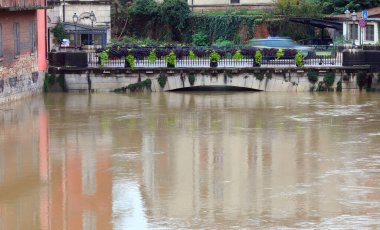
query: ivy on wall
[{"left": 185, "top": 15, "right": 257, "bottom": 43}]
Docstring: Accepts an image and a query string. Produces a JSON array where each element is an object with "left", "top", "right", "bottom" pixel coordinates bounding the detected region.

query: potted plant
[
  {"left": 98, "top": 49, "right": 109, "bottom": 67},
  {"left": 209, "top": 50, "right": 220, "bottom": 67},
  {"left": 254, "top": 50, "right": 262, "bottom": 67},
  {"left": 295, "top": 52, "right": 304, "bottom": 67},
  {"left": 125, "top": 50, "right": 135, "bottom": 69},
  {"left": 165, "top": 51, "right": 176, "bottom": 68}
]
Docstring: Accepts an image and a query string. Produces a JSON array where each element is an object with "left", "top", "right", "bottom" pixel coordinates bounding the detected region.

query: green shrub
[
  {"left": 157, "top": 74, "right": 168, "bottom": 88},
  {"left": 254, "top": 72, "right": 264, "bottom": 81},
  {"left": 209, "top": 50, "right": 221, "bottom": 62},
  {"left": 232, "top": 50, "right": 243, "bottom": 61},
  {"left": 192, "top": 32, "right": 208, "bottom": 46},
  {"left": 323, "top": 71, "right": 335, "bottom": 90},
  {"left": 307, "top": 70, "right": 318, "bottom": 84},
  {"left": 165, "top": 51, "right": 176, "bottom": 67},
  {"left": 98, "top": 50, "right": 109, "bottom": 67},
  {"left": 188, "top": 74, "right": 196, "bottom": 86},
  {"left": 276, "top": 48, "right": 284, "bottom": 60},
  {"left": 189, "top": 50, "right": 197, "bottom": 60},
  {"left": 126, "top": 54, "right": 135, "bottom": 70},
  {"left": 213, "top": 37, "right": 234, "bottom": 48},
  {"left": 295, "top": 52, "right": 304, "bottom": 67},
  {"left": 254, "top": 50, "right": 262, "bottom": 66},
  {"left": 147, "top": 49, "right": 157, "bottom": 63}
]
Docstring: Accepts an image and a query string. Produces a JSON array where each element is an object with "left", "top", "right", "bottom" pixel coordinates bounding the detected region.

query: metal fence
[{"left": 88, "top": 46, "right": 342, "bottom": 68}]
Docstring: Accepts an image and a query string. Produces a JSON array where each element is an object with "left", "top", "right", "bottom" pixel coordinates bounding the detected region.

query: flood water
[{"left": 0, "top": 92, "right": 380, "bottom": 229}]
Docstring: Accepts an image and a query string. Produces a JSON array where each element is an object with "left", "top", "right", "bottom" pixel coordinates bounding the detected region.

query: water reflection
[{"left": 0, "top": 92, "right": 379, "bottom": 229}]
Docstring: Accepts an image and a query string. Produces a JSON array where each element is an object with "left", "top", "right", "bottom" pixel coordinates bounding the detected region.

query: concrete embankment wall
[{"left": 54, "top": 68, "right": 369, "bottom": 93}]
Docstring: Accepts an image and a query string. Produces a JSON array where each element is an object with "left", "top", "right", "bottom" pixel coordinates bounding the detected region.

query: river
[{"left": 0, "top": 92, "right": 379, "bottom": 229}]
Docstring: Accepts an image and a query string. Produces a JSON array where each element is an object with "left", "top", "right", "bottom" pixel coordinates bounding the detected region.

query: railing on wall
[{"left": 87, "top": 46, "right": 342, "bottom": 68}]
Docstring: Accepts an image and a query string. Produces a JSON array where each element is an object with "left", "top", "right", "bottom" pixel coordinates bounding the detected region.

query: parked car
[{"left": 250, "top": 37, "right": 315, "bottom": 58}]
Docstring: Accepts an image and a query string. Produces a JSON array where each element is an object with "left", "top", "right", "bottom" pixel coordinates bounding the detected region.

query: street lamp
[
  {"left": 344, "top": 9, "right": 350, "bottom": 42},
  {"left": 89, "top": 11, "right": 96, "bottom": 46},
  {"left": 72, "top": 13, "right": 78, "bottom": 50},
  {"left": 351, "top": 10, "right": 357, "bottom": 47}
]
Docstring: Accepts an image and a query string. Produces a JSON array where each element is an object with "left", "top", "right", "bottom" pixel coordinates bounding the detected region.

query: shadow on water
[{"left": 171, "top": 86, "right": 261, "bottom": 92}]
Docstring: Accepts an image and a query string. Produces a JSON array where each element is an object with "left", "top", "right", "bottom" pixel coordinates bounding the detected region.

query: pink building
[{"left": 0, "top": 0, "right": 48, "bottom": 104}]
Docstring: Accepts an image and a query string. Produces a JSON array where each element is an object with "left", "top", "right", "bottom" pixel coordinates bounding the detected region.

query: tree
[
  {"left": 160, "top": 0, "right": 190, "bottom": 41},
  {"left": 320, "top": 0, "right": 380, "bottom": 14},
  {"left": 51, "top": 22, "right": 66, "bottom": 49}
]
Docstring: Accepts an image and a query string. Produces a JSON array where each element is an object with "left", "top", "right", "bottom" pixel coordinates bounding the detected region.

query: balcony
[{"left": 0, "top": 0, "right": 48, "bottom": 10}]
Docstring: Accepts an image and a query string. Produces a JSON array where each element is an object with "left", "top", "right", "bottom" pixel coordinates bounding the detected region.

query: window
[
  {"left": 350, "top": 24, "right": 358, "bottom": 40},
  {"left": 365, "top": 24, "right": 375, "bottom": 41},
  {"left": 230, "top": 0, "right": 240, "bottom": 3},
  {"left": 13, "top": 23, "right": 20, "bottom": 56},
  {"left": 0, "top": 24, "right": 3, "bottom": 57},
  {"left": 29, "top": 21, "right": 36, "bottom": 53}
]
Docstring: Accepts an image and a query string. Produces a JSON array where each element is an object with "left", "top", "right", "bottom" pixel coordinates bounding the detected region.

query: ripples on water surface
[{"left": 0, "top": 92, "right": 379, "bottom": 229}]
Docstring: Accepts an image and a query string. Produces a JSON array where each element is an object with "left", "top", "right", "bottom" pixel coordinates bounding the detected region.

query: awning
[
  {"left": 63, "top": 22, "right": 107, "bottom": 34},
  {"left": 289, "top": 17, "right": 343, "bottom": 31}
]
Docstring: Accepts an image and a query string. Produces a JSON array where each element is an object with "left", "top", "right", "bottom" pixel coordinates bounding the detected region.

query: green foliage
[
  {"left": 336, "top": 81, "right": 342, "bottom": 92},
  {"left": 161, "top": 0, "right": 191, "bottom": 39},
  {"left": 254, "top": 72, "right": 264, "bottom": 81},
  {"left": 232, "top": 50, "right": 243, "bottom": 61},
  {"left": 192, "top": 32, "right": 208, "bottom": 46},
  {"left": 128, "top": 0, "right": 159, "bottom": 18},
  {"left": 209, "top": 50, "right": 221, "bottom": 62},
  {"left": 265, "top": 72, "right": 272, "bottom": 80},
  {"left": 44, "top": 72, "right": 66, "bottom": 92},
  {"left": 356, "top": 71, "right": 368, "bottom": 91},
  {"left": 188, "top": 15, "right": 256, "bottom": 43},
  {"left": 165, "top": 51, "right": 176, "bottom": 67},
  {"left": 320, "top": 0, "right": 380, "bottom": 14},
  {"left": 276, "top": 48, "right": 284, "bottom": 60},
  {"left": 295, "top": 52, "right": 304, "bottom": 67},
  {"left": 254, "top": 50, "right": 262, "bottom": 66},
  {"left": 114, "top": 79, "right": 152, "bottom": 92},
  {"left": 307, "top": 70, "right": 318, "bottom": 84},
  {"left": 213, "top": 37, "right": 234, "bottom": 48},
  {"left": 147, "top": 49, "right": 157, "bottom": 63},
  {"left": 126, "top": 54, "right": 135, "bottom": 70},
  {"left": 189, "top": 50, "right": 197, "bottom": 60},
  {"left": 188, "top": 74, "right": 196, "bottom": 86},
  {"left": 51, "top": 23, "right": 66, "bottom": 46},
  {"left": 323, "top": 71, "right": 336, "bottom": 90},
  {"left": 157, "top": 74, "right": 168, "bottom": 88},
  {"left": 98, "top": 50, "right": 109, "bottom": 67}
]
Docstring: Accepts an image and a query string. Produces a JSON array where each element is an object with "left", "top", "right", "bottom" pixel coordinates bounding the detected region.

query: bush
[
  {"left": 323, "top": 71, "right": 335, "bottom": 90},
  {"left": 213, "top": 37, "right": 234, "bottom": 48},
  {"left": 307, "top": 70, "right": 318, "bottom": 84},
  {"left": 192, "top": 32, "right": 208, "bottom": 46}
]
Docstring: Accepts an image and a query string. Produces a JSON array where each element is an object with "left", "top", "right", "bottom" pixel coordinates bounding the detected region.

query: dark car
[{"left": 250, "top": 37, "right": 315, "bottom": 58}]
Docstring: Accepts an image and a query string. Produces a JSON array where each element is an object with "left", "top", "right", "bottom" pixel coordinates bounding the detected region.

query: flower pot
[
  {"left": 210, "top": 61, "right": 218, "bottom": 67},
  {"left": 167, "top": 63, "right": 175, "bottom": 68},
  {"left": 125, "top": 61, "right": 131, "bottom": 68}
]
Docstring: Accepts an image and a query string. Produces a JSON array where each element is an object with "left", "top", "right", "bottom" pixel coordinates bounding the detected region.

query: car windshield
[{"left": 252, "top": 39, "right": 298, "bottom": 48}]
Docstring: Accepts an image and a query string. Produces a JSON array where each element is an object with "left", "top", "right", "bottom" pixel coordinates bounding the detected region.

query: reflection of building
[{"left": 47, "top": 0, "right": 111, "bottom": 50}]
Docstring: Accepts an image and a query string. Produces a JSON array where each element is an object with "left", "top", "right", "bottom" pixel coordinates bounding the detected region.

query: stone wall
[{"left": 56, "top": 68, "right": 367, "bottom": 93}]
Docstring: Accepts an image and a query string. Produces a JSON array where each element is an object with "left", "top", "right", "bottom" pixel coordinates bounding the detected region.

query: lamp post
[
  {"left": 351, "top": 11, "right": 357, "bottom": 47},
  {"left": 344, "top": 9, "right": 350, "bottom": 43},
  {"left": 89, "top": 11, "right": 96, "bottom": 46},
  {"left": 73, "top": 13, "right": 78, "bottom": 50}
]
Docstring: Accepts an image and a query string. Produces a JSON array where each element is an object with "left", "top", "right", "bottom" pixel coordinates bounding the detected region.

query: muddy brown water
[{"left": 0, "top": 92, "right": 379, "bottom": 229}]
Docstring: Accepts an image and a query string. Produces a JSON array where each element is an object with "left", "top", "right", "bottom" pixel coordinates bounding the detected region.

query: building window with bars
[
  {"left": 365, "top": 24, "right": 375, "bottom": 41},
  {"left": 350, "top": 24, "right": 358, "bottom": 41},
  {"left": 29, "top": 21, "right": 36, "bottom": 53},
  {"left": 13, "top": 23, "right": 20, "bottom": 56},
  {"left": 230, "top": 0, "right": 240, "bottom": 4}
]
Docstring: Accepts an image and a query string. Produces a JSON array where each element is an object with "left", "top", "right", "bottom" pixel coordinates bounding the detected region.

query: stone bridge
[{"left": 51, "top": 66, "right": 374, "bottom": 93}]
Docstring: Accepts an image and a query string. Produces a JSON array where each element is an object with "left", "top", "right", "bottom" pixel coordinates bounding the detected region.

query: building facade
[
  {"left": 0, "top": 0, "right": 47, "bottom": 104},
  {"left": 47, "top": 0, "right": 111, "bottom": 51}
]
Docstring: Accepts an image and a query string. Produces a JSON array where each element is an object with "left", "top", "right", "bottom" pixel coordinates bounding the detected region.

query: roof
[
  {"left": 289, "top": 17, "right": 343, "bottom": 30},
  {"left": 325, "top": 7, "right": 380, "bottom": 21},
  {"left": 63, "top": 22, "right": 107, "bottom": 33}
]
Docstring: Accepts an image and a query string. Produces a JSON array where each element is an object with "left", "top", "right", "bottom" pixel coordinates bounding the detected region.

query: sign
[
  {"left": 358, "top": 18, "right": 367, "bottom": 28},
  {"left": 362, "top": 10, "right": 368, "bottom": 20}
]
